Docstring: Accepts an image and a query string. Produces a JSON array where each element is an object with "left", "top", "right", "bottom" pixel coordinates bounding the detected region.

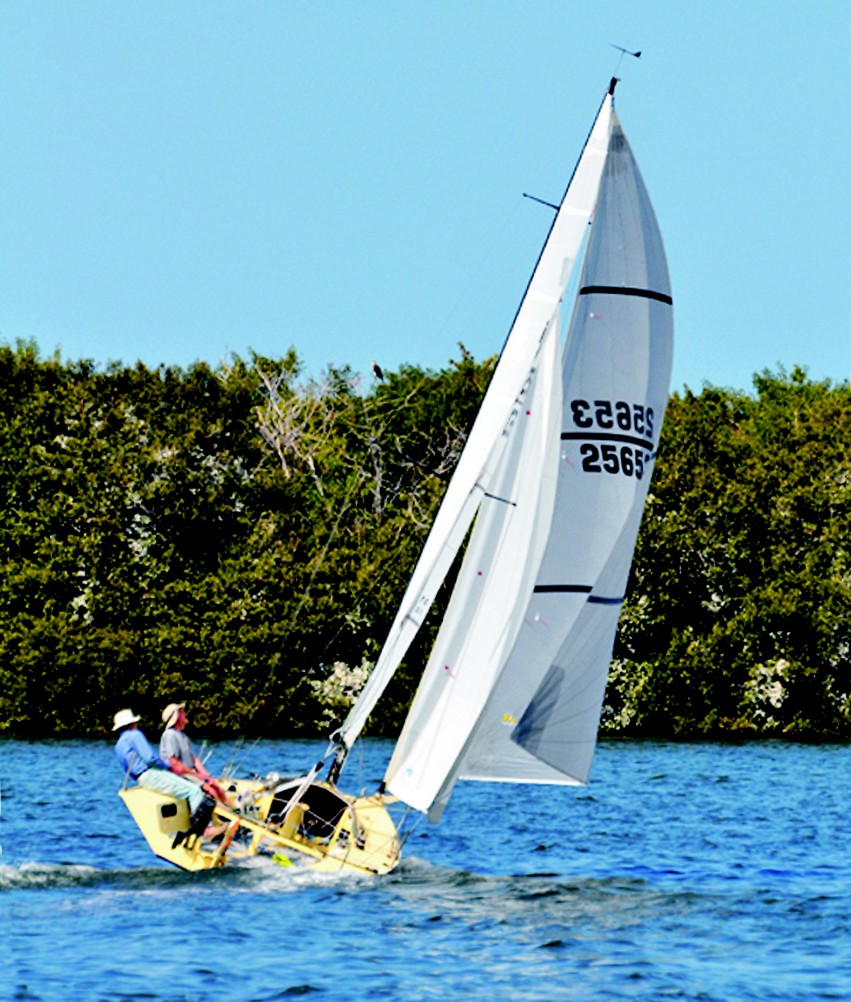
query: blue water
[{"left": 1, "top": 739, "right": 849, "bottom": 1000}]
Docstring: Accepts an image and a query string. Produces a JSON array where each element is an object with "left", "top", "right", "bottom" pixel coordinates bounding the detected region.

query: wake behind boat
[{"left": 119, "top": 77, "right": 673, "bottom": 874}]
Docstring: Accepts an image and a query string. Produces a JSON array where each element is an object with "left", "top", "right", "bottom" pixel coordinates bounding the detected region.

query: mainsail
[{"left": 336, "top": 82, "right": 673, "bottom": 822}]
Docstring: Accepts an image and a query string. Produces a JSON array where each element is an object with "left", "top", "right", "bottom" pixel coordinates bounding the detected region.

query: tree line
[{"left": 0, "top": 340, "right": 848, "bottom": 741}]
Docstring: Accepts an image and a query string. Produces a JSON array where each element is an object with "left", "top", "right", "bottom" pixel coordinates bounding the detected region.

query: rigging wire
[{"left": 432, "top": 200, "right": 523, "bottom": 349}]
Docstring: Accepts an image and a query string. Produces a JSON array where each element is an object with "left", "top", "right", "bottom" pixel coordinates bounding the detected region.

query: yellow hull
[{"left": 119, "top": 777, "right": 401, "bottom": 875}]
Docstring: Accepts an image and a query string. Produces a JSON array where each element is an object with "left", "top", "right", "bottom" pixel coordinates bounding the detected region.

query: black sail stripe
[
  {"left": 580, "top": 284, "right": 673, "bottom": 305},
  {"left": 532, "top": 584, "right": 625, "bottom": 605},
  {"left": 561, "top": 431, "right": 654, "bottom": 451}
]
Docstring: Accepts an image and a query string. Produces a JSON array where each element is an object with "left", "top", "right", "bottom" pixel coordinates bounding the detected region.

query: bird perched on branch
[{"left": 371, "top": 360, "right": 385, "bottom": 381}]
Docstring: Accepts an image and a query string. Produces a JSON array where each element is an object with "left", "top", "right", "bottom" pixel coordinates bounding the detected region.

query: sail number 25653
[
  {"left": 570, "top": 399, "right": 655, "bottom": 438},
  {"left": 569, "top": 399, "right": 655, "bottom": 480}
]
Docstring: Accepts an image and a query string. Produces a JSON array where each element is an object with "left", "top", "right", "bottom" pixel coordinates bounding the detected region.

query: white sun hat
[
  {"left": 161, "top": 702, "right": 185, "bottom": 729},
  {"left": 112, "top": 708, "right": 141, "bottom": 731}
]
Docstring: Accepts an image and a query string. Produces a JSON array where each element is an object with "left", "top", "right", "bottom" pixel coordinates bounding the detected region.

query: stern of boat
[{"left": 118, "top": 786, "right": 228, "bottom": 871}]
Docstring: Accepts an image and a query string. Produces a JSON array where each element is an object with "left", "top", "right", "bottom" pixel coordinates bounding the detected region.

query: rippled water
[{"left": 1, "top": 738, "right": 849, "bottom": 1000}]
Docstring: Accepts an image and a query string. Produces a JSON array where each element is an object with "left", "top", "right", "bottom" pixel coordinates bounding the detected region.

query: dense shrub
[{"left": 1, "top": 343, "right": 848, "bottom": 740}]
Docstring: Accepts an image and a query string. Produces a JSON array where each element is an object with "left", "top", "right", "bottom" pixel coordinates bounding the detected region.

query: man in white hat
[
  {"left": 159, "top": 702, "right": 229, "bottom": 803},
  {"left": 113, "top": 708, "right": 215, "bottom": 846}
]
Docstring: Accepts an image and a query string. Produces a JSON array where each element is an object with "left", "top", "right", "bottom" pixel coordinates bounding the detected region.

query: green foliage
[
  {"left": 605, "top": 366, "right": 851, "bottom": 739},
  {"left": 0, "top": 341, "right": 488, "bottom": 738},
  {"left": 1, "top": 342, "right": 848, "bottom": 742}
]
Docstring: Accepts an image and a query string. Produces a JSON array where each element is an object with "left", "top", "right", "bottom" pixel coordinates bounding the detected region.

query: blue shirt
[{"left": 115, "top": 728, "right": 170, "bottom": 779}]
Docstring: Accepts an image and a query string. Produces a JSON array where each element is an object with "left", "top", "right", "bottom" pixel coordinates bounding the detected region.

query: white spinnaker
[
  {"left": 384, "top": 307, "right": 563, "bottom": 812},
  {"left": 336, "top": 92, "right": 614, "bottom": 751},
  {"left": 395, "top": 110, "right": 674, "bottom": 820}
]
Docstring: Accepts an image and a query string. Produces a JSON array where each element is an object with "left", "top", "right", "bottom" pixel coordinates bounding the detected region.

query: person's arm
[
  {"left": 191, "top": 753, "right": 212, "bottom": 779},
  {"left": 168, "top": 752, "right": 211, "bottom": 781},
  {"left": 168, "top": 755, "right": 191, "bottom": 775}
]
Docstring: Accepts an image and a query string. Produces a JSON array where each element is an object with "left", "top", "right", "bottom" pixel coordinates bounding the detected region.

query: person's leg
[{"left": 138, "top": 769, "right": 204, "bottom": 813}]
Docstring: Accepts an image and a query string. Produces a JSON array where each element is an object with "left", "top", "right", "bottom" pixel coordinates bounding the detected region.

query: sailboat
[{"left": 119, "top": 77, "right": 673, "bottom": 874}]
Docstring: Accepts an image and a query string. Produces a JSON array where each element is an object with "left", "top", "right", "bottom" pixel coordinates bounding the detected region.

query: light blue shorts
[{"left": 137, "top": 768, "right": 204, "bottom": 813}]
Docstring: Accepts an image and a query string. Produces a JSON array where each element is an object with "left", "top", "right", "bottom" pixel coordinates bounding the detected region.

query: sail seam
[
  {"left": 579, "top": 284, "right": 672, "bottom": 305},
  {"left": 561, "top": 431, "right": 654, "bottom": 451}
]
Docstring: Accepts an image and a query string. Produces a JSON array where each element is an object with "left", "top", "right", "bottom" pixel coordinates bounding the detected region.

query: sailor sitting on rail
[
  {"left": 159, "top": 702, "right": 230, "bottom": 804},
  {"left": 113, "top": 708, "right": 215, "bottom": 847}
]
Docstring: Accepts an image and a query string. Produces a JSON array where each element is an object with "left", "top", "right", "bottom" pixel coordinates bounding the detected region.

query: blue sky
[{"left": 2, "top": 1, "right": 849, "bottom": 394}]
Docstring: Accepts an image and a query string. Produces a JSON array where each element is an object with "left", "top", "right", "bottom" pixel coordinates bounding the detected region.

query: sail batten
[
  {"left": 580, "top": 284, "right": 673, "bottom": 304},
  {"left": 560, "top": 431, "right": 655, "bottom": 449}
]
